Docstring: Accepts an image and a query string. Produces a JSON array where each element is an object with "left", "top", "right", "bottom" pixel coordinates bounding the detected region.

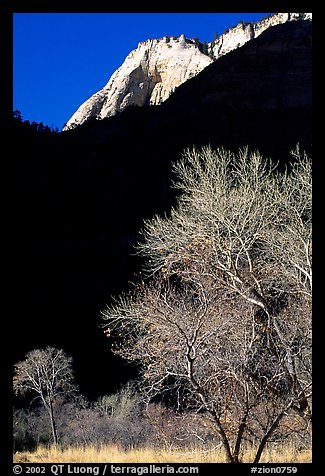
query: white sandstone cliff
[
  {"left": 209, "top": 12, "right": 312, "bottom": 59},
  {"left": 64, "top": 35, "right": 212, "bottom": 130},
  {"left": 63, "top": 13, "right": 312, "bottom": 131}
]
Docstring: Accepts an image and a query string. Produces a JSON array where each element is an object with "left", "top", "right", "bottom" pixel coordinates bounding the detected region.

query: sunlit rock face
[
  {"left": 63, "top": 35, "right": 212, "bottom": 130},
  {"left": 63, "top": 13, "right": 312, "bottom": 131},
  {"left": 208, "top": 13, "right": 311, "bottom": 59}
]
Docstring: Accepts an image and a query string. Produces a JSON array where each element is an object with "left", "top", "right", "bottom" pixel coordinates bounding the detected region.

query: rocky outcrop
[
  {"left": 209, "top": 12, "right": 311, "bottom": 59},
  {"left": 156, "top": 19, "right": 312, "bottom": 152},
  {"left": 63, "top": 35, "right": 212, "bottom": 130},
  {"left": 63, "top": 12, "right": 312, "bottom": 130}
]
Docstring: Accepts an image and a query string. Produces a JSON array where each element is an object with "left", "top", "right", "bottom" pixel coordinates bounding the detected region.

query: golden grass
[{"left": 14, "top": 443, "right": 311, "bottom": 464}]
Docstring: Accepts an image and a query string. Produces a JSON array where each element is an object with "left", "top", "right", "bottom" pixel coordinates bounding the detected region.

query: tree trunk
[
  {"left": 233, "top": 413, "right": 248, "bottom": 463},
  {"left": 253, "top": 409, "right": 286, "bottom": 463},
  {"left": 211, "top": 413, "right": 235, "bottom": 463},
  {"left": 48, "top": 396, "right": 58, "bottom": 445},
  {"left": 188, "top": 355, "right": 237, "bottom": 462}
]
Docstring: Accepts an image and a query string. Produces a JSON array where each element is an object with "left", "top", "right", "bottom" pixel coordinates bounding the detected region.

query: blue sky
[{"left": 13, "top": 12, "right": 272, "bottom": 130}]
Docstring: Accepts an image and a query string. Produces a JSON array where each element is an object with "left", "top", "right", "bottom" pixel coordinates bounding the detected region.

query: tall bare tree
[
  {"left": 102, "top": 146, "right": 312, "bottom": 463},
  {"left": 13, "top": 347, "right": 77, "bottom": 445}
]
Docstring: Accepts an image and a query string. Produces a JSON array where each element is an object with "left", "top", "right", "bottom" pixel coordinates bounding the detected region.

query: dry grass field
[{"left": 14, "top": 443, "right": 312, "bottom": 464}]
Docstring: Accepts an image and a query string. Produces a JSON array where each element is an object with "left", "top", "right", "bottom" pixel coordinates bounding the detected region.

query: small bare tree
[
  {"left": 94, "top": 382, "right": 139, "bottom": 418},
  {"left": 102, "top": 146, "right": 312, "bottom": 463},
  {"left": 13, "top": 347, "right": 77, "bottom": 445}
]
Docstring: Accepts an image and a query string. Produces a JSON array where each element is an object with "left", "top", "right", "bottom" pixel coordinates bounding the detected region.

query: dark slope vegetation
[{"left": 12, "top": 20, "right": 312, "bottom": 399}]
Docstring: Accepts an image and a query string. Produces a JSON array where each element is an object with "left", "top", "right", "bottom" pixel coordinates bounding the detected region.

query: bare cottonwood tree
[
  {"left": 13, "top": 347, "right": 77, "bottom": 445},
  {"left": 102, "top": 146, "right": 312, "bottom": 463}
]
